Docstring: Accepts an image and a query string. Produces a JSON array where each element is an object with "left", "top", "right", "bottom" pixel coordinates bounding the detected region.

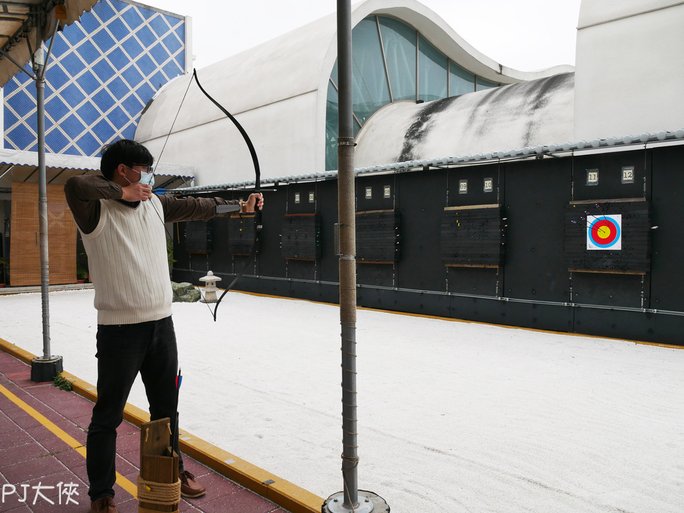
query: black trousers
[{"left": 86, "top": 316, "right": 184, "bottom": 501}]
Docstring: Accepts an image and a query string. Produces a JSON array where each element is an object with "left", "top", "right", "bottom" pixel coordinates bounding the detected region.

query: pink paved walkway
[{"left": 0, "top": 350, "right": 288, "bottom": 513}]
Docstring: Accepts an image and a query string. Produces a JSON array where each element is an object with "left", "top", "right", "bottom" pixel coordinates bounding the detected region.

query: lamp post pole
[
  {"left": 322, "top": 1, "right": 388, "bottom": 512},
  {"left": 30, "top": 37, "right": 62, "bottom": 382}
]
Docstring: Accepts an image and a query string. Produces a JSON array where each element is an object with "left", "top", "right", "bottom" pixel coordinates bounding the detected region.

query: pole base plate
[
  {"left": 30, "top": 356, "right": 63, "bottom": 382},
  {"left": 322, "top": 490, "right": 389, "bottom": 513}
]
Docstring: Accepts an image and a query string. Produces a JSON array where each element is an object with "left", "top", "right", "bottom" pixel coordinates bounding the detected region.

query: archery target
[{"left": 587, "top": 215, "right": 622, "bottom": 250}]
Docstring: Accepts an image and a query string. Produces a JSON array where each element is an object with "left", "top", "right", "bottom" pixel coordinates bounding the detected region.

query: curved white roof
[
  {"left": 135, "top": 0, "right": 572, "bottom": 185},
  {"left": 355, "top": 72, "right": 575, "bottom": 167}
]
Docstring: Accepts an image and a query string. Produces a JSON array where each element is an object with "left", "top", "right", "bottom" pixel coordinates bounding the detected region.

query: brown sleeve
[
  {"left": 158, "top": 195, "right": 240, "bottom": 223},
  {"left": 64, "top": 174, "right": 123, "bottom": 233}
]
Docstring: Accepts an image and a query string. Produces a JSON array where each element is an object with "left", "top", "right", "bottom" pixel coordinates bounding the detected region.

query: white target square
[{"left": 587, "top": 214, "right": 622, "bottom": 250}]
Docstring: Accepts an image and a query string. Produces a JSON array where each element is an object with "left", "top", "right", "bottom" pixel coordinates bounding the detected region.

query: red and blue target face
[{"left": 587, "top": 215, "right": 622, "bottom": 250}]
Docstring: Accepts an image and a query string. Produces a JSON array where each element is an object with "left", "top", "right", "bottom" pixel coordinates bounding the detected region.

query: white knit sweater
[{"left": 80, "top": 196, "right": 172, "bottom": 325}]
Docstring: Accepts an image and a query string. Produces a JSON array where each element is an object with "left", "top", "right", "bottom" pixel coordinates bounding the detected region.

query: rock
[{"left": 171, "top": 282, "right": 201, "bottom": 302}]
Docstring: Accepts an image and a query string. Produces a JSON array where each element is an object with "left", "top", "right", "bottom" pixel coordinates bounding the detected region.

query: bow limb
[{"left": 191, "top": 68, "right": 262, "bottom": 321}]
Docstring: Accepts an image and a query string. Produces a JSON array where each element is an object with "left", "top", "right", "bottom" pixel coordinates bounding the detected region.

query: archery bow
[{"left": 191, "top": 69, "right": 263, "bottom": 322}]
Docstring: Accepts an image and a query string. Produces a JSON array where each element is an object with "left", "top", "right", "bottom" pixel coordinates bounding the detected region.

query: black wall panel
[
  {"left": 356, "top": 210, "right": 400, "bottom": 263},
  {"left": 446, "top": 167, "right": 499, "bottom": 207},
  {"left": 184, "top": 221, "right": 212, "bottom": 254},
  {"left": 395, "top": 170, "right": 447, "bottom": 291},
  {"left": 286, "top": 260, "right": 316, "bottom": 280},
  {"left": 573, "top": 149, "right": 647, "bottom": 201},
  {"left": 447, "top": 267, "right": 498, "bottom": 296},
  {"left": 356, "top": 175, "right": 397, "bottom": 211},
  {"left": 571, "top": 273, "right": 645, "bottom": 308},
  {"left": 317, "top": 180, "right": 339, "bottom": 283},
  {"left": 357, "top": 264, "right": 394, "bottom": 287},
  {"left": 503, "top": 159, "right": 571, "bottom": 302},
  {"left": 440, "top": 205, "right": 502, "bottom": 267},
  {"left": 281, "top": 214, "right": 320, "bottom": 261},
  {"left": 564, "top": 200, "right": 650, "bottom": 273},
  {"left": 650, "top": 146, "right": 684, "bottom": 311}
]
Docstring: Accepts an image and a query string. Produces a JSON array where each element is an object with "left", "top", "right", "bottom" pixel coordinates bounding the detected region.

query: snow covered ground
[{"left": 1, "top": 289, "right": 682, "bottom": 513}]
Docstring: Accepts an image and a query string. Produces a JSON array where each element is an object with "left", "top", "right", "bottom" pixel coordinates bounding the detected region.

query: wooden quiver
[{"left": 138, "top": 418, "right": 180, "bottom": 513}]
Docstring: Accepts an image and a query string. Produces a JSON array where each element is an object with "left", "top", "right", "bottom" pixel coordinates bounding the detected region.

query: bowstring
[{"left": 147, "top": 73, "right": 196, "bottom": 236}]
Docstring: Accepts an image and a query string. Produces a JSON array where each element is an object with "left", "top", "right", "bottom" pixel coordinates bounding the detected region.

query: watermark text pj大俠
[{"left": 1, "top": 481, "right": 80, "bottom": 506}]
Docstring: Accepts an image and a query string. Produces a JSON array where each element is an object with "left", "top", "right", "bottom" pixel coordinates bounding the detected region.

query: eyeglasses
[{"left": 124, "top": 164, "right": 153, "bottom": 175}]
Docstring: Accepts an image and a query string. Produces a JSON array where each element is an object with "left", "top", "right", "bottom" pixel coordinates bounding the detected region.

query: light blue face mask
[{"left": 139, "top": 171, "right": 155, "bottom": 187}]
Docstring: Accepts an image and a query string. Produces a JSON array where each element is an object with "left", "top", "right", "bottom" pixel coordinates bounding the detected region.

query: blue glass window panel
[
  {"left": 4, "top": 78, "right": 19, "bottom": 95},
  {"left": 418, "top": 35, "right": 447, "bottom": 102},
  {"left": 77, "top": 132, "right": 102, "bottom": 155},
  {"left": 78, "top": 70, "right": 101, "bottom": 95},
  {"left": 379, "top": 16, "right": 417, "bottom": 101},
  {"left": 135, "top": 54, "right": 155, "bottom": 75},
  {"left": 449, "top": 61, "right": 475, "bottom": 96},
  {"left": 107, "top": 76, "right": 128, "bottom": 100},
  {"left": 78, "top": 10, "right": 100, "bottom": 33},
  {"left": 46, "top": 65, "right": 70, "bottom": 90},
  {"left": 150, "top": 70, "right": 166, "bottom": 90},
  {"left": 122, "top": 66, "right": 143, "bottom": 88},
  {"left": 135, "top": 82, "right": 154, "bottom": 101},
  {"left": 92, "top": 59, "right": 115, "bottom": 81},
  {"left": 50, "top": 35, "right": 69, "bottom": 56},
  {"left": 136, "top": 25, "right": 156, "bottom": 47},
  {"left": 122, "top": 94, "right": 143, "bottom": 117},
  {"left": 149, "top": 43, "right": 170, "bottom": 66},
  {"left": 162, "top": 33, "right": 182, "bottom": 55},
  {"left": 107, "top": 17, "right": 128, "bottom": 40},
  {"left": 94, "top": 90, "right": 116, "bottom": 112},
  {"left": 91, "top": 28, "right": 115, "bottom": 52},
  {"left": 105, "top": 47, "right": 130, "bottom": 70},
  {"left": 94, "top": 118, "right": 115, "bottom": 140},
  {"left": 10, "top": 90, "right": 35, "bottom": 118},
  {"left": 162, "top": 60, "right": 182, "bottom": 79},
  {"left": 149, "top": 15, "right": 170, "bottom": 38},
  {"left": 108, "top": 105, "right": 130, "bottom": 128},
  {"left": 60, "top": 52, "right": 86, "bottom": 75},
  {"left": 63, "top": 24, "right": 86, "bottom": 46},
  {"left": 122, "top": 8, "right": 144, "bottom": 31},
  {"left": 8, "top": 123, "right": 34, "bottom": 147},
  {"left": 325, "top": 81, "right": 339, "bottom": 171},
  {"left": 76, "top": 39, "right": 102, "bottom": 63},
  {"left": 61, "top": 114, "right": 86, "bottom": 136},
  {"left": 122, "top": 37, "right": 143, "bottom": 60},
  {"left": 77, "top": 101, "right": 102, "bottom": 126},
  {"left": 95, "top": 0, "right": 116, "bottom": 21},
  {"left": 48, "top": 95, "right": 70, "bottom": 120},
  {"left": 4, "top": 108, "right": 18, "bottom": 129},
  {"left": 46, "top": 129, "right": 69, "bottom": 153},
  {"left": 351, "top": 18, "right": 390, "bottom": 124},
  {"left": 120, "top": 123, "right": 136, "bottom": 140},
  {"left": 61, "top": 83, "right": 86, "bottom": 107},
  {"left": 330, "top": 62, "right": 338, "bottom": 85},
  {"left": 174, "top": 24, "right": 185, "bottom": 43},
  {"left": 476, "top": 77, "right": 499, "bottom": 91}
]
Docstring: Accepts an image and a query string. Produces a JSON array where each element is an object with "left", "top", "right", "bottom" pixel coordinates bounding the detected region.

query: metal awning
[
  {"left": 0, "top": 148, "right": 196, "bottom": 191},
  {"left": 0, "top": 0, "right": 97, "bottom": 86}
]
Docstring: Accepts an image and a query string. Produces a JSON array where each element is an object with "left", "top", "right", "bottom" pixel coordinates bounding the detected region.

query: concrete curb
[{"left": 0, "top": 337, "right": 323, "bottom": 513}]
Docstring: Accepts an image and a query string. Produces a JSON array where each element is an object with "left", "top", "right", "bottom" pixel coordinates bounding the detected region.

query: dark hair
[{"left": 100, "top": 139, "right": 154, "bottom": 180}]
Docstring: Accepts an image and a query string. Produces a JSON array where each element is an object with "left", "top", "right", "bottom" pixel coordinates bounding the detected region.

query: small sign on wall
[{"left": 587, "top": 214, "right": 622, "bottom": 250}]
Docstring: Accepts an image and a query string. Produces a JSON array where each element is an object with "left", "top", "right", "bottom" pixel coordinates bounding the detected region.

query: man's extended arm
[{"left": 158, "top": 195, "right": 241, "bottom": 223}]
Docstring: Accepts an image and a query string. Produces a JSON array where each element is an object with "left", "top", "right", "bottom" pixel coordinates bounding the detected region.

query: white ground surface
[{"left": 1, "top": 289, "right": 682, "bottom": 513}]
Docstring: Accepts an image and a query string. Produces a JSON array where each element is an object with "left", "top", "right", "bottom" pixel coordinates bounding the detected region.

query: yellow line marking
[{"left": 0, "top": 382, "right": 138, "bottom": 498}]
